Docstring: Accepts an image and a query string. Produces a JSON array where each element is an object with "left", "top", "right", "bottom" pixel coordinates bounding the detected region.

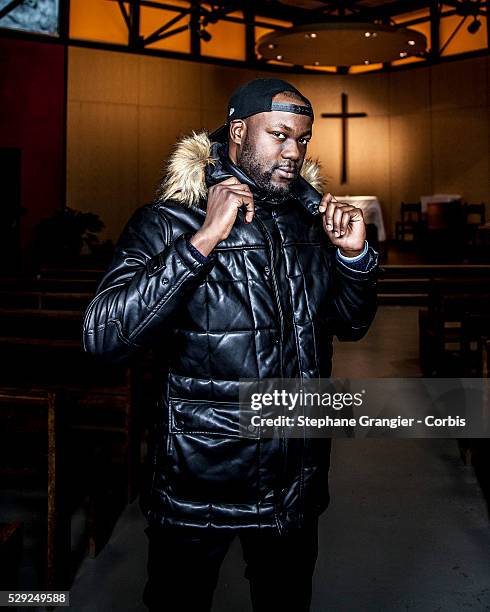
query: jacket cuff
[
  {"left": 335, "top": 244, "right": 379, "bottom": 279},
  {"left": 186, "top": 238, "right": 210, "bottom": 264},
  {"left": 336, "top": 240, "right": 370, "bottom": 270},
  {"left": 174, "top": 233, "right": 215, "bottom": 275}
]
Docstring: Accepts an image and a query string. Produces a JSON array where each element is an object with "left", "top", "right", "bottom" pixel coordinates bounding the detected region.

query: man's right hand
[{"left": 190, "top": 177, "right": 255, "bottom": 257}]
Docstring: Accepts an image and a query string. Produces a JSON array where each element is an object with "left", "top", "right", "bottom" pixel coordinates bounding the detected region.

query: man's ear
[{"left": 229, "top": 119, "right": 246, "bottom": 145}]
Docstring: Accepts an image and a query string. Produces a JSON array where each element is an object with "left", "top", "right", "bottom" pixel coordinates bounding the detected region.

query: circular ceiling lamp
[{"left": 256, "top": 22, "right": 427, "bottom": 67}]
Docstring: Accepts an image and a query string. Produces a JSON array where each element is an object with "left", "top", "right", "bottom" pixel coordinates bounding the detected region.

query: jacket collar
[
  {"left": 205, "top": 142, "right": 322, "bottom": 217},
  {"left": 158, "top": 130, "right": 325, "bottom": 217}
]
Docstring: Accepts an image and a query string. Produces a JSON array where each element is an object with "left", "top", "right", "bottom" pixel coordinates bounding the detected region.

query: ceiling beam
[
  {"left": 243, "top": 4, "right": 257, "bottom": 64},
  {"left": 429, "top": 0, "right": 441, "bottom": 61},
  {"left": 246, "top": 1, "right": 314, "bottom": 24},
  {"left": 486, "top": 0, "right": 490, "bottom": 48},
  {"left": 129, "top": 0, "right": 141, "bottom": 48},
  {"left": 247, "top": 0, "right": 434, "bottom": 23},
  {"left": 353, "top": 0, "right": 431, "bottom": 18},
  {"left": 190, "top": 0, "right": 200, "bottom": 57}
]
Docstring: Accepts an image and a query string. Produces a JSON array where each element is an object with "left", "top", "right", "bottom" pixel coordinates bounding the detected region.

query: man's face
[{"left": 235, "top": 94, "right": 313, "bottom": 201}]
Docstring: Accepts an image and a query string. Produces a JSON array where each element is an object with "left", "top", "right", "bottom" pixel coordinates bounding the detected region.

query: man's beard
[{"left": 237, "top": 138, "right": 299, "bottom": 203}]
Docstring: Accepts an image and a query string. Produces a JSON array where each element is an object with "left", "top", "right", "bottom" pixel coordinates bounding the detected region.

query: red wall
[{"left": 0, "top": 37, "right": 65, "bottom": 255}]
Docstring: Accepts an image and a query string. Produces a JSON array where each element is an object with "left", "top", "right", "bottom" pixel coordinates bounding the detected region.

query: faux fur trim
[
  {"left": 158, "top": 131, "right": 215, "bottom": 207},
  {"left": 157, "top": 130, "right": 326, "bottom": 206},
  {"left": 300, "top": 156, "right": 327, "bottom": 193}
]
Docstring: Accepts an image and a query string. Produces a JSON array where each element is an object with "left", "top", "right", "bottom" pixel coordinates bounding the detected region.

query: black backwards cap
[{"left": 210, "top": 78, "right": 314, "bottom": 143}]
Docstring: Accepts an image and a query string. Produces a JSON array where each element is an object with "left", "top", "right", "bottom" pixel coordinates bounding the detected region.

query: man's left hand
[{"left": 319, "top": 193, "right": 366, "bottom": 257}]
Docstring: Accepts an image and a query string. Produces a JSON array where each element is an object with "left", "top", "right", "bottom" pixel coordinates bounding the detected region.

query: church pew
[
  {"left": 0, "top": 335, "right": 140, "bottom": 500},
  {"left": 378, "top": 266, "right": 490, "bottom": 306},
  {"left": 0, "top": 383, "right": 135, "bottom": 584},
  {"left": 418, "top": 279, "right": 490, "bottom": 376},
  {"left": 0, "top": 329, "right": 145, "bottom": 566},
  {"left": 0, "top": 308, "right": 83, "bottom": 341},
  {"left": 69, "top": 382, "right": 141, "bottom": 557},
  {"left": 0, "top": 389, "right": 70, "bottom": 591},
  {"left": 381, "top": 264, "right": 490, "bottom": 278},
  {"left": 458, "top": 342, "right": 490, "bottom": 512},
  {"left": 0, "top": 290, "right": 92, "bottom": 311},
  {"left": 38, "top": 266, "right": 105, "bottom": 281},
  {"left": 482, "top": 338, "right": 490, "bottom": 379},
  {"left": 460, "top": 315, "right": 490, "bottom": 376},
  {"left": 0, "top": 276, "right": 98, "bottom": 293}
]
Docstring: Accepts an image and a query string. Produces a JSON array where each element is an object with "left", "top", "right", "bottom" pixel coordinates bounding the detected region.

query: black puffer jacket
[{"left": 82, "top": 132, "right": 379, "bottom": 533}]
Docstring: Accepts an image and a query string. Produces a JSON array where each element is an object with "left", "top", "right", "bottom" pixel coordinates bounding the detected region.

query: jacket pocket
[
  {"left": 163, "top": 397, "right": 272, "bottom": 503},
  {"left": 169, "top": 396, "right": 243, "bottom": 436}
]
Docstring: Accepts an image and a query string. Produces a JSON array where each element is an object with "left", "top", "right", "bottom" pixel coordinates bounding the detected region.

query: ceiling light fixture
[
  {"left": 467, "top": 17, "right": 481, "bottom": 34},
  {"left": 198, "top": 29, "right": 211, "bottom": 42},
  {"left": 276, "top": 54, "right": 284, "bottom": 60},
  {"left": 257, "top": 22, "right": 426, "bottom": 67}
]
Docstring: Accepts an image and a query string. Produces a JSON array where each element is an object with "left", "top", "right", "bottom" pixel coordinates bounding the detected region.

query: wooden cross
[{"left": 321, "top": 93, "right": 367, "bottom": 184}]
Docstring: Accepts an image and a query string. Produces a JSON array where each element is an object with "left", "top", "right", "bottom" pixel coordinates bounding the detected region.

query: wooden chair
[
  {"left": 463, "top": 201, "right": 486, "bottom": 226},
  {"left": 0, "top": 389, "right": 69, "bottom": 591},
  {"left": 395, "top": 202, "right": 422, "bottom": 242},
  {"left": 421, "top": 200, "right": 464, "bottom": 261},
  {"left": 463, "top": 202, "right": 486, "bottom": 252},
  {"left": 461, "top": 314, "right": 490, "bottom": 376},
  {"left": 482, "top": 338, "right": 490, "bottom": 378},
  {"left": 419, "top": 277, "right": 490, "bottom": 376}
]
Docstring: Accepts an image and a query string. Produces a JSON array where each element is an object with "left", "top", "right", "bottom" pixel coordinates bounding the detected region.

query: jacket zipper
[
  {"left": 253, "top": 214, "right": 284, "bottom": 377},
  {"left": 253, "top": 213, "right": 287, "bottom": 534}
]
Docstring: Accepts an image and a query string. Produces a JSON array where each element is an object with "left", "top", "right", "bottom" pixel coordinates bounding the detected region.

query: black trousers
[{"left": 143, "top": 519, "right": 319, "bottom": 612}]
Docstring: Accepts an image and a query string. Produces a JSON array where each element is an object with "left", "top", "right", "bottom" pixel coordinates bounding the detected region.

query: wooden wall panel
[
  {"left": 341, "top": 71, "right": 390, "bottom": 118},
  {"left": 200, "top": 63, "right": 257, "bottom": 114},
  {"left": 67, "top": 46, "right": 490, "bottom": 242},
  {"left": 291, "top": 73, "right": 345, "bottom": 115},
  {"left": 389, "top": 113, "right": 433, "bottom": 234},
  {"left": 139, "top": 56, "right": 201, "bottom": 109},
  {"left": 67, "top": 100, "right": 139, "bottom": 241},
  {"left": 430, "top": 57, "right": 488, "bottom": 111},
  {"left": 432, "top": 107, "right": 489, "bottom": 203},
  {"left": 343, "top": 116, "right": 391, "bottom": 226},
  {"left": 138, "top": 106, "right": 201, "bottom": 205},
  {"left": 68, "top": 47, "right": 139, "bottom": 105},
  {"left": 389, "top": 68, "right": 430, "bottom": 116},
  {"left": 200, "top": 109, "right": 227, "bottom": 136},
  {"left": 306, "top": 111, "right": 342, "bottom": 192}
]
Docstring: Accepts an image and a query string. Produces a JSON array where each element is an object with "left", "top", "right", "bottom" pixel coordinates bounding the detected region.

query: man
[{"left": 83, "top": 78, "right": 379, "bottom": 611}]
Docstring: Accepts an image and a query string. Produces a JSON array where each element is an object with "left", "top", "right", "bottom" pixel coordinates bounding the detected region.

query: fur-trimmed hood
[{"left": 157, "top": 130, "right": 326, "bottom": 210}]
